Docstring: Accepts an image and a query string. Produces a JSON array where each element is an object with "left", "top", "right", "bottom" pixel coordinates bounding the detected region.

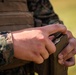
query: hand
[
  {"left": 58, "top": 30, "right": 76, "bottom": 67},
  {"left": 12, "top": 24, "right": 66, "bottom": 64}
]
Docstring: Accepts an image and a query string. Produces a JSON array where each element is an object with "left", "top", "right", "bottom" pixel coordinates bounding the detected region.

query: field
[{"left": 50, "top": 0, "right": 76, "bottom": 75}]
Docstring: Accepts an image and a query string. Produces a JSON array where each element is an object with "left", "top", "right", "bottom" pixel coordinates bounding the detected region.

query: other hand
[{"left": 58, "top": 30, "right": 76, "bottom": 67}]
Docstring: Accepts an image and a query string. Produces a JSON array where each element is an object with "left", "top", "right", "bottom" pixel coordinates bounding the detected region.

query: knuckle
[
  {"left": 53, "top": 24, "right": 60, "bottom": 29},
  {"left": 69, "top": 39, "right": 75, "bottom": 48},
  {"left": 73, "top": 49, "right": 76, "bottom": 54},
  {"left": 72, "top": 62, "right": 75, "bottom": 66},
  {"left": 64, "top": 48, "right": 69, "bottom": 54},
  {"left": 37, "top": 44, "right": 43, "bottom": 50},
  {"left": 70, "top": 57, "right": 75, "bottom": 66},
  {"left": 73, "top": 62, "right": 75, "bottom": 65},
  {"left": 73, "top": 38, "right": 76, "bottom": 46},
  {"left": 70, "top": 37, "right": 76, "bottom": 45},
  {"left": 71, "top": 61, "right": 75, "bottom": 66},
  {"left": 53, "top": 24, "right": 65, "bottom": 29},
  {"left": 67, "top": 30, "right": 71, "bottom": 34},
  {"left": 39, "top": 35, "right": 46, "bottom": 42}
]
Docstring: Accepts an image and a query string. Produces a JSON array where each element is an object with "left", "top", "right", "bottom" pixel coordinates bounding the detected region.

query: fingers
[
  {"left": 30, "top": 45, "right": 50, "bottom": 64},
  {"left": 58, "top": 48, "right": 76, "bottom": 66},
  {"left": 66, "top": 30, "right": 74, "bottom": 39},
  {"left": 41, "top": 24, "right": 67, "bottom": 36},
  {"left": 49, "top": 35, "right": 55, "bottom": 40},
  {"left": 58, "top": 59, "right": 64, "bottom": 65},
  {"left": 58, "top": 30, "right": 76, "bottom": 67},
  {"left": 33, "top": 38, "right": 56, "bottom": 64},
  {"left": 37, "top": 34, "right": 56, "bottom": 56},
  {"left": 58, "top": 57, "right": 75, "bottom": 67},
  {"left": 31, "top": 53, "right": 44, "bottom": 64},
  {"left": 45, "top": 38, "right": 56, "bottom": 54},
  {"left": 58, "top": 43, "right": 74, "bottom": 59},
  {"left": 39, "top": 45, "right": 49, "bottom": 60},
  {"left": 58, "top": 37, "right": 76, "bottom": 59},
  {"left": 63, "top": 49, "right": 76, "bottom": 61},
  {"left": 64, "top": 57, "right": 75, "bottom": 67}
]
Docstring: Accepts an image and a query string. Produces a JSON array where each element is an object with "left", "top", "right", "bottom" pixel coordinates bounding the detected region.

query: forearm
[{"left": 0, "top": 32, "right": 14, "bottom": 66}]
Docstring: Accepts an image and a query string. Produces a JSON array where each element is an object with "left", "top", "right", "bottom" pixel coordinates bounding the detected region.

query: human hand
[
  {"left": 58, "top": 30, "right": 76, "bottom": 67},
  {"left": 12, "top": 24, "right": 66, "bottom": 64}
]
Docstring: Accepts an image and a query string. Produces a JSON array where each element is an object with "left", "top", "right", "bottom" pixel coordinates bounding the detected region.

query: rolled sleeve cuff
[{"left": 0, "top": 32, "right": 14, "bottom": 66}]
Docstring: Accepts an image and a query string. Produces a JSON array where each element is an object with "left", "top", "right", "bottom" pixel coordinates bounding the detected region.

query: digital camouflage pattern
[
  {"left": 0, "top": 32, "right": 13, "bottom": 66},
  {"left": 27, "top": 0, "right": 63, "bottom": 25},
  {"left": 0, "top": 0, "right": 63, "bottom": 75}
]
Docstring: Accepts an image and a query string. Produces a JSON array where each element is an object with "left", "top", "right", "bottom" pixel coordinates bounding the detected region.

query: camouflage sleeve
[
  {"left": 27, "top": 0, "right": 63, "bottom": 26},
  {"left": 0, "top": 32, "right": 14, "bottom": 66}
]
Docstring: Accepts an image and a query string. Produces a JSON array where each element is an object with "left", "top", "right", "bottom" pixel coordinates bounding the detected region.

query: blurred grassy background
[{"left": 50, "top": 0, "right": 76, "bottom": 75}]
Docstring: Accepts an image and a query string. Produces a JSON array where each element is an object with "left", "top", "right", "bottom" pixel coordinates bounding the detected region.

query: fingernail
[
  {"left": 58, "top": 54, "right": 63, "bottom": 59},
  {"left": 58, "top": 60, "right": 64, "bottom": 65}
]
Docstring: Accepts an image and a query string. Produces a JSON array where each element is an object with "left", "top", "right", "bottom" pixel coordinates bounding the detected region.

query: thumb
[{"left": 41, "top": 24, "right": 67, "bottom": 36}]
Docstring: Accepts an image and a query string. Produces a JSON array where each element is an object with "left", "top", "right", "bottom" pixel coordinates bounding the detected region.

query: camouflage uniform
[{"left": 0, "top": 0, "right": 63, "bottom": 75}]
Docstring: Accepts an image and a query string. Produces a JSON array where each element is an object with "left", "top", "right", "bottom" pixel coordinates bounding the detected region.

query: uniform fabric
[{"left": 0, "top": 0, "right": 63, "bottom": 75}]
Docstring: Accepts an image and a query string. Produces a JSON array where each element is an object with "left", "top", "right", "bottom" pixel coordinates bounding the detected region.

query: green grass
[{"left": 51, "top": 0, "right": 76, "bottom": 75}]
